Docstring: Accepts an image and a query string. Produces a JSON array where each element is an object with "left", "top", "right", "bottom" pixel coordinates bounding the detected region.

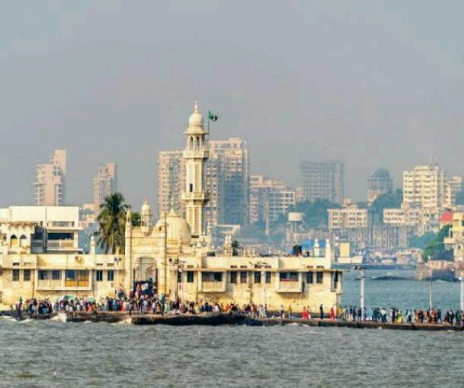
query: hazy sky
[{"left": 1, "top": 0, "right": 464, "bottom": 211}]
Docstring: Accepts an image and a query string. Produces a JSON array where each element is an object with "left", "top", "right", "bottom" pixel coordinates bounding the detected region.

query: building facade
[
  {"left": 208, "top": 138, "right": 250, "bottom": 226},
  {"left": 34, "top": 150, "right": 66, "bottom": 206},
  {"left": 328, "top": 201, "right": 368, "bottom": 231},
  {"left": 158, "top": 151, "right": 185, "bottom": 218},
  {"left": 250, "top": 175, "right": 295, "bottom": 224},
  {"left": 299, "top": 160, "right": 344, "bottom": 204},
  {"left": 93, "top": 163, "right": 117, "bottom": 213},
  {"left": 402, "top": 163, "right": 450, "bottom": 209}
]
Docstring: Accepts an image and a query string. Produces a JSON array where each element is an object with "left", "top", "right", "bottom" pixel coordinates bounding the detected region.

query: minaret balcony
[
  {"left": 182, "top": 192, "right": 210, "bottom": 201},
  {"left": 183, "top": 150, "right": 209, "bottom": 159}
]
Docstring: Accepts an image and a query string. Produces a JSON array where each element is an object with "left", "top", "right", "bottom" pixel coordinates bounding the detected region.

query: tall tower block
[{"left": 182, "top": 102, "right": 209, "bottom": 238}]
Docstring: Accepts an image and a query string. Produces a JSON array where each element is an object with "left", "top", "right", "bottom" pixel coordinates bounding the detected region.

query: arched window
[
  {"left": 196, "top": 136, "right": 200, "bottom": 149},
  {"left": 190, "top": 137, "right": 194, "bottom": 150},
  {"left": 10, "top": 235, "right": 18, "bottom": 247},
  {"left": 20, "top": 235, "right": 27, "bottom": 248}
]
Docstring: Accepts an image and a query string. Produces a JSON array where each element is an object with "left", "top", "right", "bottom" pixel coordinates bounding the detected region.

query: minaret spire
[{"left": 182, "top": 101, "right": 209, "bottom": 239}]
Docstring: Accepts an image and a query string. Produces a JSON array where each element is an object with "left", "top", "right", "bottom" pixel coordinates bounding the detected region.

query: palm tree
[
  {"left": 97, "top": 192, "right": 129, "bottom": 254},
  {"left": 131, "top": 212, "right": 141, "bottom": 227}
]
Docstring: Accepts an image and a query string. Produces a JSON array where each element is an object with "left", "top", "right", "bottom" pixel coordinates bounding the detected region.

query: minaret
[
  {"left": 124, "top": 208, "right": 133, "bottom": 293},
  {"left": 141, "top": 199, "right": 152, "bottom": 236},
  {"left": 182, "top": 102, "right": 209, "bottom": 238}
]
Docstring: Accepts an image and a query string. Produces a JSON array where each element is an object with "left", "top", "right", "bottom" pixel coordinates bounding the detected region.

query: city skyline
[{"left": 1, "top": 1, "right": 464, "bottom": 209}]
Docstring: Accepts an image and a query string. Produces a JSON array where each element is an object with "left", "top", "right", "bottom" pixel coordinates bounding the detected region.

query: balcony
[
  {"left": 183, "top": 150, "right": 209, "bottom": 159},
  {"left": 182, "top": 192, "right": 210, "bottom": 201},
  {"left": 200, "top": 281, "right": 226, "bottom": 293},
  {"left": 276, "top": 280, "right": 303, "bottom": 293},
  {"left": 36, "top": 279, "right": 62, "bottom": 290},
  {"left": 47, "top": 240, "right": 75, "bottom": 250}
]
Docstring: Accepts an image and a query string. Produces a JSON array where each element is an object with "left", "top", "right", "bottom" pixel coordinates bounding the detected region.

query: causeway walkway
[{"left": 4, "top": 311, "right": 463, "bottom": 331}]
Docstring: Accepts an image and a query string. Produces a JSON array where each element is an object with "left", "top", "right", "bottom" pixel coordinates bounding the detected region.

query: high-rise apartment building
[
  {"left": 402, "top": 163, "right": 450, "bottom": 209},
  {"left": 157, "top": 138, "right": 250, "bottom": 227},
  {"left": 208, "top": 138, "right": 250, "bottom": 226},
  {"left": 299, "top": 160, "right": 344, "bottom": 204},
  {"left": 250, "top": 175, "right": 295, "bottom": 224},
  {"left": 34, "top": 150, "right": 66, "bottom": 206},
  {"left": 367, "top": 168, "right": 393, "bottom": 204},
  {"left": 158, "top": 151, "right": 185, "bottom": 217},
  {"left": 93, "top": 163, "right": 117, "bottom": 213}
]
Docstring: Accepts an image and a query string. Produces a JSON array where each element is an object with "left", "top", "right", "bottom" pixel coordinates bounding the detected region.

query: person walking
[{"left": 319, "top": 304, "right": 324, "bottom": 320}]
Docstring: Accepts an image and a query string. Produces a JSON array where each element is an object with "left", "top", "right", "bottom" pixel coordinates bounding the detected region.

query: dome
[
  {"left": 141, "top": 199, "right": 151, "bottom": 214},
  {"left": 155, "top": 209, "right": 192, "bottom": 246},
  {"left": 166, "top": 209, "right": 192, "bottom": 245},
  {"left": 188, "top": 101, "right": 203, "bottom": 127}
]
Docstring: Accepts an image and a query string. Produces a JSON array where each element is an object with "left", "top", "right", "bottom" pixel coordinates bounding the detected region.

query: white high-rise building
[
  {"left": 402, "top": 163, "right": 450, "bottom": 209},
  {"left": 93, "top": 163, "right": 117, "bottom": 213},
  {"left": 182, "top": 102, "right": 209, "bottom": 238},
  {"left": 34, "top": 150, "right": 66, "bottom": 206}
]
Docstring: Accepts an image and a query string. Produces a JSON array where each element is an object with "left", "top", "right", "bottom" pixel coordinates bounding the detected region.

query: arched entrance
[{"left": 133, "top": 256, "right": 157, "bottom": 296}]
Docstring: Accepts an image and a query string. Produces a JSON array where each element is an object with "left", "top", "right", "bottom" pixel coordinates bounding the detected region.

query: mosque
[{"left": 0, "top": 103, "right": 342, "bottom": 312}]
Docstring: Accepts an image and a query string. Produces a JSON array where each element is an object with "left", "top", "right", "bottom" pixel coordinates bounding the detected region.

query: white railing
[
  {"left": 276, "top": 281, "right": 302, "bottom": 293},
  {"left": 201, "top": 281, "right": 226, "bottom": 292},
  {"left": 47, "top": 240, "right": 75, "bottom": 249}
]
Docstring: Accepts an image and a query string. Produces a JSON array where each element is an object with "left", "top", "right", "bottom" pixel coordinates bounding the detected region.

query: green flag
[{"left": 208, "top": 111, "right": 218, "bottom": 121}]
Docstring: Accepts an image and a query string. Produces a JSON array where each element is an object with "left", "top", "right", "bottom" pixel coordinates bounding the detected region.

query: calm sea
[{"left": 0, "top": 269, "right": 462, "bottom": 388}]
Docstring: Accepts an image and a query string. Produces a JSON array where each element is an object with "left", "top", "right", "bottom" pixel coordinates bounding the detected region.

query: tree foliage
[
  {"left": 292, "top": 199, "right": 341, "bottom": 229},
  {"left": 131, "top": 211, "right": 141, "bottom": 227},
  {"left": 456, "top": 190, "right": 464, "bottom": 206},
  {"left": 370, "top": 189, "right": 403, "bottom": 213},
  {"left": 97, "top": 192, "right": 129, "bottom": 254},
  {"left": 422, "top": 224, "right": 452, "bottom": 261},
  {"left": 408, "top": 231, "right": 436, "bottom": 249}
]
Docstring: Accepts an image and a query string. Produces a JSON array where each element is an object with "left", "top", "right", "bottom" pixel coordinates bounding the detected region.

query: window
[
  {"left": 280, "top": 272, "right": 298, "bottom": 281},
  {"left": 107, "top": 270, "right": 114, "bottom": 281},
  {"left": 230, "top": 272, "right": 238, "bottom": 283},
  {"left": 39, "top": 270, "right": 48, "bottom": 280},
  {"left": 23, "top": 269, "right": 31, "bottom": 282},
  {"left": 52, "top": 270, "right": 61, "bottom": 280},
  {"left": 96, "top": 270, "right": 103, "bottom": 282},
  {"left": 12, "top": 269, "right": 19, "bottom": 282},
  {"left": 187, "top": 271, "right": 194, "bottom": 283},
  {"left": 213, "top": 273, "right": 222, "bottom": 282},
  {"left": 316, "top": 272, "right": 324, "bottom": 284},
  {"left": 240, "top": 271, "right": 247, "bottom": 284},
  {"left": 177, "top": 271, "right": 182, "bottom": 283},
  {"left": 254, "top": 272, "right": 261, "bottom": 284},
  {"left": 307, "top": 272, "right": 314, "bottom": 284},
  {"left": 265, "top": 272, "right": 271, "bottom": 284}
]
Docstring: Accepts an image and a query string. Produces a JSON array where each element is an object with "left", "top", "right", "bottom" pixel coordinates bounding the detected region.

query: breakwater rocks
[{"left": 3, "top": 311, "right": 464, "bottom": 331}]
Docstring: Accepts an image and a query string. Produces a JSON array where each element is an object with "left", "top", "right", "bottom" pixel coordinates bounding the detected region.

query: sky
[{"left": 1, "top": 0, "right": 464, "bottom": 211}]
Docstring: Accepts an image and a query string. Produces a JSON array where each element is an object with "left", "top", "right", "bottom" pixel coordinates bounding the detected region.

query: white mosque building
[{"left": 0, "top": 103, "right": 342, "bottom": 312}]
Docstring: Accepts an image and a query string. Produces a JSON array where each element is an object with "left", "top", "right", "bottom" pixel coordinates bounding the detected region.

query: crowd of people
[
  {"left": 337, "top": 305, "right": 464, "bottom": 325},
  {"left": 11, "top": 295, "right": 464, "bottom": 326}
]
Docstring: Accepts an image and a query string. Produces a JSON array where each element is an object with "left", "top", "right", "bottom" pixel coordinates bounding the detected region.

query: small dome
[
  {"left": 141, "top": 199, "right": 151, "bottom": 214},
  {"left": 188, "top": 101, "right": 203, "bottom": 127}
]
